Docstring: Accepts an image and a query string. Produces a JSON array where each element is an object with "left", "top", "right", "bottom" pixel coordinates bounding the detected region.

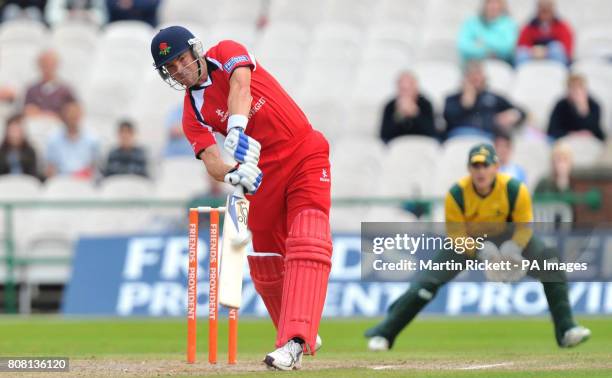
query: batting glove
[
  {"left": 224, "top": 127, "right": 261, "bottom": 164},
  {"left": 224, "top": 163, "right": 263, "bottom": 194}
]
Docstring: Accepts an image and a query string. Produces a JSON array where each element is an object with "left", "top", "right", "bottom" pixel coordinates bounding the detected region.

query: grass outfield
[{"left": 0, "top": 317, "right": 610, "bottom": 377}]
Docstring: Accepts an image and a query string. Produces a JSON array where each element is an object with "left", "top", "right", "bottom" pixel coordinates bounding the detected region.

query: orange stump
[
  {"left": 186, "top": 209, "right": 199, "bottom": 364},
  {"left": 208, "top": 210, "right": 219, "bottom": 364},
  {"left": 186, "top": 207, "right": 237, "bottom": 365},
  {"left": 228, "top": 308, "right": 238, "bottom": 364}
]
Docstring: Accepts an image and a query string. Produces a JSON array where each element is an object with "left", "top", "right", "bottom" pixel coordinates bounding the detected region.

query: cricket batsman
[
  {"left": 365, "top": 143, "right": 591, "bottom": 351},
  {"left": 150, "top": 26, "right": 331, "bottom": 370}
]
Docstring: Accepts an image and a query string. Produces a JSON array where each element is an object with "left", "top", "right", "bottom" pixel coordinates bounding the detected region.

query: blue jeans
[{"left": 515, "top": 41, "right": 569, "bottom": 66}]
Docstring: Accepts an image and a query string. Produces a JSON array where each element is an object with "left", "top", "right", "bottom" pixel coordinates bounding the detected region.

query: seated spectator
[
  {"left": 24, "top": 49, "right": 76, "bottom": 120},
  {"left": 494, "top": 130, "right": 526, "bottom": 183},
  {"left": 516, "top": 0, "right": 573, "bottom": 66},
  {"left": 379, "top": 72, "right": 437, "bottom": 144},
  {"left": 548, "top": 74, "right": 605, "bottom": 142},
  {"left": 105, "top": 0, "right": 160, "bottom": 27},
  {"left": 164, "top": 104, "right": 192, "bottom": 157},
  {"left": 45, "top": 0, "right": 108, "bottom": 26},
  {"left": 443, "top": 61, "right": 525, "bottom": 139},
  {"left": 535, "top": 141, "right": 572, "bottom": 194},
  {"left": 1, "top": 0, "right": 46, "bottom": 22},
  {"left": 45, "top": 101, "right": 99, "bottom": 179},
  {"left": 103, "top": 120, "right": 148, "bottom": 177},
  {"left": 0, "top": 113, "right": 39, "bottom": 178},
  {"left": 458, "top": 0, "right": 518, "bottom": 65}
]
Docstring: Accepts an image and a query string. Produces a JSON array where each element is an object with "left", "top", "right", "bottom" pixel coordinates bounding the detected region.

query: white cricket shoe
[
  {"left": 367, "top": 336, "right": 390, "bottom": 351},
  {"left": 561, "top": 326, "right": 591, "bottom": 348},
  {"left": 263, "top": 340, "right": 303, "bottom": 371},
  {"left": 304, "top": 334, "right": 322, "bottom": 355}
]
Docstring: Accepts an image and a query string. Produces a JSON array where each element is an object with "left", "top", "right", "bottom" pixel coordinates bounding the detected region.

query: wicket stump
[{"left": 187, "top": 206, "right": 238, "bottom": 365}]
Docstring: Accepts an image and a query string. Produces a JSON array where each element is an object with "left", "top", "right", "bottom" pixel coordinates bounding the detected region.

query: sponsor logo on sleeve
[{"left": 223, "top": 55, "right": 250, "bottom": 72}]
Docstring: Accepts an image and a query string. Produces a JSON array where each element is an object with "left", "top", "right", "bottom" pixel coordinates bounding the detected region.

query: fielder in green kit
[{"left": 365, "top": 143, "right": 591, "bottom": 350}]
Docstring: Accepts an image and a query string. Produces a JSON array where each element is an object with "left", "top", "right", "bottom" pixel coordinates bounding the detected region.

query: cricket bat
[{"left": 219, "top": 185, "right": 251, "bottom": 309}]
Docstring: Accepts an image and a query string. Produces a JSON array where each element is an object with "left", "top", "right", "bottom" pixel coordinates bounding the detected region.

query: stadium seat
[
  {"left": 413, "top": 61, "right": 461, "bottom": 113},
  {"left": 256, "top": 22, "right": 310, "bottom": 59},
  {"left": 96, "top": 175, "right": 155, "bottom": 234},
  {"left": 51, "top": 21, "right": 100, "bottom": 96},
  {"left": 331, "top": 136, "right": 386, "bottom": 198},
  {"left": 300, "top": 99, "right": 349, "bottom": 144},
  {"left": 375, "top": 0, "right": 430, "bottom": 27},
  {"left": 206, "top": 23, "right": 258, "bottom": 52},
  {"left": 21, "top": 177, "right": 98, "bottom": 268},
  {"left": 558, "top": 135, "right": 605, "bottom": 168},
  {"left": 365, "top": 23, "right": 418, "bottom": 53},
  {"left": 159, "top": 0, "right": 216, "bottom": 25},
  {"left": 511, "top": 136, "right": 551, "bottom": 191},
  {"left": 156, "top": 157, "right": 210, "bottom": 199},
  {"left": 0, "top": 20, "right": 48, "bottom": 89},
  {"left": 511, "top": 61, "right": 568, "bottom": 130},
  {"left": 417, "top": 30, "right": 461, "bottom": 64},
  {"left": 269, "top": 0, "right": 329, "bottom": 27},
  {"left": 482, "top": 59, "right": 514, "bottom": 97},
  {"left": 507, "top": 0, "right": 536, "bottom": 24},
  {"left": 428, "top": 0, "right": 480, "bottom": 27},
  {"left": 0, "top": 18, "right": 48, "bottom": 43},
  {"left": 380, "top": 136, "right": 441, "bottom": 198},
  {"left": 216, "top": 0, "right": 263, "bottom": 24},
  {"left": 575, "top": 26, "right": 612, "bottom": 61},
  {"left": 322, "top": 0, "right": 372, "bottom": 27}
]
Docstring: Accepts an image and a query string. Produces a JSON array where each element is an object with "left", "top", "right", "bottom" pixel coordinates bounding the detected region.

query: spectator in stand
[
  {"left": 45, "top": 0, "right": 108, "bottom": 26},
  {"left": 494, "top": 129, "right": 526, "bottom": 183},
  {"left": 23, "top": 49, "right": 76, "bottom": 120},
  {"left": 105, "top": 0, "right": 160, "bottom": 27},
  {"left": 164, "top": 103, "right": 192, "bottom": 157},
  {"left": 0, "top": 113, "right": 39, "bottom": 178},
  {"left": 458, "top": 0, "right": 518, "bottom": 65},
  {"left": 45, "top": 101, "right": 99, "bottom": 179},
  {"left": 379, "top": 71, "right": 437, "bottom": 144},
  {"left": 516, "top": 0, "right": 573, "bottom": 66},
  {"left": 548, "top": 74, "right": 605, "bottom": 142},
  {"left": 1, "top": 0, "right": 46, "bottom": 22},
  {"left": 535, "top": 141, "right": 572, "bottom": 194},
  {"left": 443, "top": 61, "right": 525, "bottom": 139},
  {"left": 103, "top": 120, "right": 148, "bottom": 177}
]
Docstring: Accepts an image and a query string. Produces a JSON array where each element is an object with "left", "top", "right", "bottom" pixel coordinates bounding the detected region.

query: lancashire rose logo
[{"left": 159, "top": 42, "right": 171, "bottom": 56}]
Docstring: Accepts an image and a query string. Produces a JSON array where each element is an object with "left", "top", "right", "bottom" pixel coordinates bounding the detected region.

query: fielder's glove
[
  {"left": 499, "top": 240, "right": 527, "bottom": 282},
  {"left": 224, "top": 127, "right": 261, "bottom": 164},
  {"left": 224, "top": 163, "right": 263, "bottom": 194}
]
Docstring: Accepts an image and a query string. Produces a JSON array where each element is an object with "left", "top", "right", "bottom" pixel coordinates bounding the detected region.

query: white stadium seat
[
  {"left": 511, "top": 61, "right": 568, "bottom": 130},
  {"left": 216, "top": 0, "right": 263, "bottom": 24},
  {"left": 413, "top": 61, "right": 461, "bottom": 113},
  {"left": 558, "top": 135, "right": 605, "bottom": 168},
  {"left": 269, "top": 0, "right": 329, "bottom": 27},
  {"left": 575, "top": 26, "right": 612, "bottom": 61},
  {"left": 511, "top": 136, "right": 551, "bottom": 191},
  {"left": 376, "top": 0, "right": 430, "bottom": 28},
  {"left": 380, "top": 136, "right": 441, "bottom": 198},
  {"left": 482, "top": 59, "right": 515, "bottom": 97},
  {"left": 322, "top": 0, "right": 372, "bottom": 27},
  {"left": 159, "top": 0, "right": 216, "bottom": 25},
  {"left": 0, "top": 20, "right": 48, "bottom": 89}
]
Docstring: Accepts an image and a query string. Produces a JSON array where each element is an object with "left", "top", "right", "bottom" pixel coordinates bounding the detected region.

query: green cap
[{"left": 468, "top": 143, "right": 498, "bottom": 165}]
